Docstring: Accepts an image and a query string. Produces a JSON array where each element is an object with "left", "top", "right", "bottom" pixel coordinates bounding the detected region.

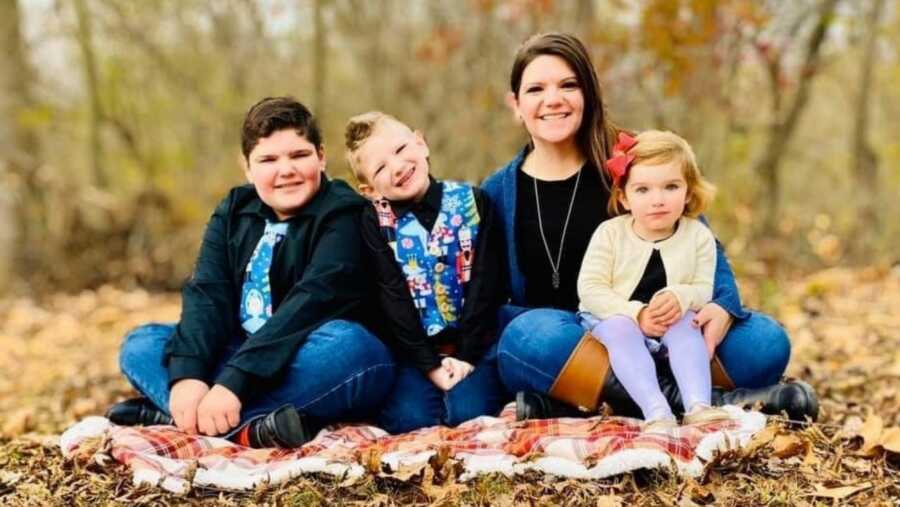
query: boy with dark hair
[{"left": 106, "top": 97, "right": 395, "bottom": 448}]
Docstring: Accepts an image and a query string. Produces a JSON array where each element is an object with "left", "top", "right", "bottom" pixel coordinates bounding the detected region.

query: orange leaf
[
  {"left": 808, "top": 482, "right": 872, "bottom": 500},
  {"left": 880, "top": 427, "right": 900, "bottom": 454},
  {"left": 771, "top": 434, "right": 805, "bottom": 458},
  {"left": 859, "top": 414, "right": 883, "bottom": 456}
]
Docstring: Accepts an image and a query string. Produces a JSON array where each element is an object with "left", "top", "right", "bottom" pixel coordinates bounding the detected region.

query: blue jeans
[
  {"left": 497, "top": 305, "right": 790, "bottom": 395},
  {"left": 376, "top": 344, "right": 510, "bottom": 434},
  {"left": 119, "top": 320, "right": 396, "bottom": 429}
]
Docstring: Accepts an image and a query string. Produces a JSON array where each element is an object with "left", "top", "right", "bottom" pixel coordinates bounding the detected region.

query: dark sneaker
[
  {"left": 106, "top": 397, "right": 174, "bottom": 426},
  {"left": 232, "top": 404, "right": 314, "bottom": 448}
]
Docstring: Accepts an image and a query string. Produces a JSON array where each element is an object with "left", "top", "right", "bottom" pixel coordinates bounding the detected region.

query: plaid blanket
[{"left": 59, "top": 404, "right": 765, "bottom": 493}]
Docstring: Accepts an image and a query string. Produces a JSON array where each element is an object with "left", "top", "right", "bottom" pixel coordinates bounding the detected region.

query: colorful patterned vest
[{"left": 376, "top": 181, "right": 480, "bottom": 336}]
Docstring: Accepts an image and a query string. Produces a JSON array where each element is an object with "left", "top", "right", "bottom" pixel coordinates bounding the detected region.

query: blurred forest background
[{"left": 1, "top": 0, "right": 898, "bottom": 297}]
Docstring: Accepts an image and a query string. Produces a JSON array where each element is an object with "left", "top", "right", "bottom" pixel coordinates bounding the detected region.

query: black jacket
[{"left": 163, "top": 177, "right": 368, "bottom": 401}]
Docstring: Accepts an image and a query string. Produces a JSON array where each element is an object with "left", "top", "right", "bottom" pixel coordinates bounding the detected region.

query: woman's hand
[
  {"left": 647, "top": 291, "right": 681, "bottom": 327},
  {"left": 637, "top": 307, "right": 668, "bottom": 337},
  {"left": 169, "top": 378, "right": 209, "bottom": 434},
  {"left": 196, "top": 385, "right": 242, "bottom": 436},
  {"left": 692, "top": 302, "right": 733, "bottom": 359}
]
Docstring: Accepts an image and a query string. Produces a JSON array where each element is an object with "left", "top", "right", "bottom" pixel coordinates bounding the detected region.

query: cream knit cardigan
[{"left": 577, "top": 215, "right": 716, "bottom": 322}]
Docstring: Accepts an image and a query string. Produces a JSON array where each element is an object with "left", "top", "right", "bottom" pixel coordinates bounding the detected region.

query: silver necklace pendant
[{"left": 533, "top": 166, "right": 583, "bottom": 294}]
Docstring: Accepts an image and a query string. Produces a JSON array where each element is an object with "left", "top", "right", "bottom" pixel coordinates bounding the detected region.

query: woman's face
[
  {"left": 245, "top": 129, "right": 325, "bottom": 220},
  {"left": 510, "top": 55, "right": 585, "bottom": 148}
]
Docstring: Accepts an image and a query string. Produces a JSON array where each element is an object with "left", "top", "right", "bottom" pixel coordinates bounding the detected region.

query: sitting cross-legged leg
[{"left": 113, "top": 319, "right": 395, "bottom": 447}]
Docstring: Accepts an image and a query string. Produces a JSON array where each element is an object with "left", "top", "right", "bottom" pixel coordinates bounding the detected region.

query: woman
[{"left": 482, "top": 33, "right": 817, "bottom": 422}]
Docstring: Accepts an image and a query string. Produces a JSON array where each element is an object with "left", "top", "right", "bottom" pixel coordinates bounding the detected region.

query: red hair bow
[{"left": 606, "top": 132, "right": 637, "bottom": 186}]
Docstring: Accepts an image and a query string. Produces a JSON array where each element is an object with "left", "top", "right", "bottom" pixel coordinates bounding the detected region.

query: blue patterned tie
[{"left": 240, "top": 221, "right": 289, "bottom": 333}]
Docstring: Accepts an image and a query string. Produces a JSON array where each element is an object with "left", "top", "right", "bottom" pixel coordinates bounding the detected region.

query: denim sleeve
[{"left": 699, "top": 215, "right": 750, "bottom": 321}]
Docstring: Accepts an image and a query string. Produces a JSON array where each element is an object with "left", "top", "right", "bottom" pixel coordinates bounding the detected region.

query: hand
[
  {"left": 169, "top": 378, "right": 209, "bottom": 434},
  {"left": 427, "top": 366, "right": 455, "bottom": 391},
  {"left": 647, "top": 291, "right": 681, "bottom": 327},
  {"left": 196, "top": 384, "right": 242, "bottom": 436},
  {"left": 692, "top": 302, "right": 733, "bottom": 359},
  {"left": 637, "top": 307, "right": 668, "bottom": 338},
  {"left": 441, "top": 357, "right": 474, "bottom": 390}
]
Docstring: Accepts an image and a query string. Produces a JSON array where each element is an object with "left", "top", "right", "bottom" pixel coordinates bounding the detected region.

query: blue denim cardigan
[{"left": 481, "top": 148, "right": 750, "bottom": 320}]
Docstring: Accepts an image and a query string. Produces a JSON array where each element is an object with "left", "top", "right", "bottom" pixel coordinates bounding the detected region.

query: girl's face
[
  {"left": 509, "top": 55, "right": 585, "bottom": 149},
  {"left": 619, "top": 161, "right": 689, "bottom": 241},
  {"left": 245, "top": 129, "right": 325, "bottom": 220}
]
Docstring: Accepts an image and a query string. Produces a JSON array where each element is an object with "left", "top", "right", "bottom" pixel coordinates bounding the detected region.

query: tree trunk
[
  {"left": 313, "top": 0, "right": 328, "bottom": 115},
  {"left": 851, "top": 0, "right": 884, "bottom": 240},
  {"left": 753, "top": 0, "right": 839, "bottom": 234},
  {"left": 73, "top": 0, "right": 107, "bottom": 189}
]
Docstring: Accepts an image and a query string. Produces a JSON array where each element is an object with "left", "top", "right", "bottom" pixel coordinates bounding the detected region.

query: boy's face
[
  {"left": 245, "top": 129, "right": 325, "bottom": 220},
  {"left": 619, "top": 161, "right": 689, "bottom": 241},
  {"left": 355, "top": 120, "right": 431, "bottom": 202}
]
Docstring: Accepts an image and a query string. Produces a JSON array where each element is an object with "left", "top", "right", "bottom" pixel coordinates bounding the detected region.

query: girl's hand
[
  {"left": 441, "top": 357, "right": 474, "bottom": 390},
  {"left": 169, "top": 378, "right": 209, "bottom": 434},
  {"left": 692, "top": 303, "right": 733, "bottom": 359},
  {"left": 196, "top": 385, "right": 242, "bottom": 436},
  {"left": 637, "top": 307, "right": 667, "bottom": 337},
  {"left": 427, "top": 366, "right": 455, "bottom": 391},
  {"left": 647, "top": 292, "right": 681, "bottom": 327}
]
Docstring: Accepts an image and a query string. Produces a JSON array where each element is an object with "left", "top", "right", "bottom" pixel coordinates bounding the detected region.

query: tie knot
[{"left": 264, "top": 221, "right": 289, "bottom": 239}]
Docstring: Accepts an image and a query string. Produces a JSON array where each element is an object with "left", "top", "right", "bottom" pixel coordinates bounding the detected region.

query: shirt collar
[{"left": 389, "top": 176, "right": 441, "bottom": 217}]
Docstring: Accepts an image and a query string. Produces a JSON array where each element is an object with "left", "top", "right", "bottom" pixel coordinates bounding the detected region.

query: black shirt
[
  {"left": 630, "top": 249, "right": 667, "bottom": 304},
  {"left": 516, "top": 164, "right": 611, "bottom": 311},
  {"left": 360, "top": 178, "right": 506, "bottom": 373}
]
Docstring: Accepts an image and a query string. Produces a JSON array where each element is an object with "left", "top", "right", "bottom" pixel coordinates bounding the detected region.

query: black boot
[
  {"left": 515, "top": 391, "right": 587, "bottom": 421},
  {"left": 106, "top": 397, "right": 174, "bottom": 426},
  {"left": 235, "top": 405, "right": 314, "bottom": 448},
  {"left": 713, "top": 381, "right": 819, "bottom": 422}
]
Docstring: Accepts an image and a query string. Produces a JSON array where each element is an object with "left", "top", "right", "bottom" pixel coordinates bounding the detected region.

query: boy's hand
[
  {"left": 647, "top": 291, "right": 681, "bottom": 327},
  {"left": 637, "top": 307, "right": 668, "bottom": 337},
  {"left": 169, "top": 378, "right": 209, "bottom": 434},
  {"left": 427, "top": 366, "right": 456, "bottom": 391},
  {"left": 441, "top": 357, "right": 474, "bottom": 390},
  {"left": 196, "top": 385, "right": 242, "bottom": 436},
  {"left": 692, "top": 303, "right": 733, "bottom": 359}
]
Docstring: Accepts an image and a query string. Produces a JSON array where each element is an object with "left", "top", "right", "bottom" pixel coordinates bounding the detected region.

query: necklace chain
[{"left": 533, "top": 167, "right": 582, "bottom": 290}]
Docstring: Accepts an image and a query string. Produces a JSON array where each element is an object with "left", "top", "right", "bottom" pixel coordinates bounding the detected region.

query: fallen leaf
[
  {"left": 808, "top": 481, "right": 872, "bottom": 500},
  {"left": 771, "top": 434, "right": 806, "bottom": 459},
  {"left": 881, "top": 427, "right": 900, "bottom": 454},
  {"left": 745, "top": 424, "right": 777, "bottom": 453},
  {"left": 859, "top": 414, "right": 883, "bottom": 456}
]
